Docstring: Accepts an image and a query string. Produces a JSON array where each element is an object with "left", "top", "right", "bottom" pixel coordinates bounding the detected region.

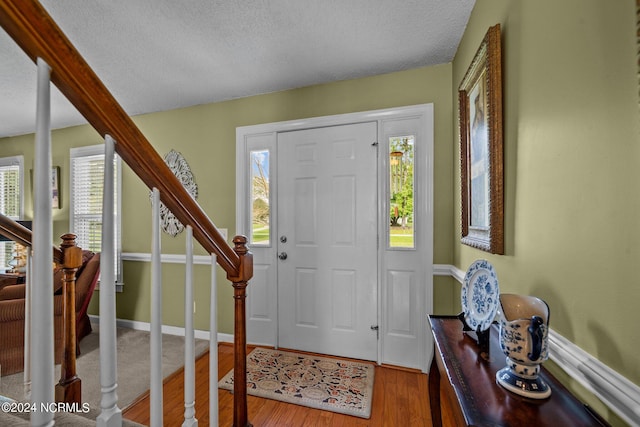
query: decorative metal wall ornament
[{"left": 153, "top": 149, "right": 198, "bottom": 236}]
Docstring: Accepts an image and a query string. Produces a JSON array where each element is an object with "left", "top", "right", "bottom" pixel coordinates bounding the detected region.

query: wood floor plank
[
  {"left": 122, "top": 343, "right": 436, "bottom": 426},
  {"left": 410, "top": 369, "right": 430, "bottom": 425},
  {"left": 395, "top": 370, "right": 411, "bottom": 427},
  {"left": 382, "top": 368, "right": 398, "bottom": 427},
  {"left": 368, "top": 366, "right": 386, "bottom": 423}
]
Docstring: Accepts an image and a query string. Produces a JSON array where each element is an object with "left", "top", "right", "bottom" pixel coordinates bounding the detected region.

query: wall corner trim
[
  {"left": 433, "top": 263, "right": 465, "bottom": 283},
  {"left": 436, "top": 263, "right": 640, "bottom": 426}
]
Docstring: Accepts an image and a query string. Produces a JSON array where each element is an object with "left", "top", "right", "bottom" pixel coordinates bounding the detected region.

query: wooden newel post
[
  {"left": 55, "top": 233, "right": 83, "bottom": 404},
  {"left": 227, "top": 235, "right": 253, "bottom": 427}
]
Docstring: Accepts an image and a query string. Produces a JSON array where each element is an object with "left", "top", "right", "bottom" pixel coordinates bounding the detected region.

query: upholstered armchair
[{"left": 0, "top": 250, "right": 100, "bottom": 376}]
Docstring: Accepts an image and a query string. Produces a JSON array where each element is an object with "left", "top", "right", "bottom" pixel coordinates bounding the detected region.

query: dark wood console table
[{"left": 428, "top": 315, "right": 609, "bottom": 426}]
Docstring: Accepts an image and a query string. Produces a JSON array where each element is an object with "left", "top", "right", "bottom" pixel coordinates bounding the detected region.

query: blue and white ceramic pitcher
[{"left": 496, "top": 293, "right": 551, "bottom": 399}]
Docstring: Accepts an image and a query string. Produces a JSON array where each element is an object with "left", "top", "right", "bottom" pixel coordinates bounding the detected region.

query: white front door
[
  {"left": 238, "top": 104, "right": 434, "bottom": 371},
  {"left": 276, "top": 122, "right": 378, "bottom": 361}
]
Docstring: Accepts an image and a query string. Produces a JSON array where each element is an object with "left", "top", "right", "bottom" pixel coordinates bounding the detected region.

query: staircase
[
  {"left": 0, "top": 1, "right": 253, "bottom": 426},
  {"left": 0, "top": 404, "right": 145, "bottom": 427}
]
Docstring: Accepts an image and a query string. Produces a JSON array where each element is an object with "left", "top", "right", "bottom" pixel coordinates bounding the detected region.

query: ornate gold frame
[{"left": 459, "top": 24, "right": 504, "bottom": 254}]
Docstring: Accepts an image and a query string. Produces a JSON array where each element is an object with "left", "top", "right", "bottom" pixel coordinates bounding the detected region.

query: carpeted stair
[
  {"left": 0, "top": 395, "right": 145, "bottom": 426},
  {"left": 0, "top": 410, "right": 146, "bottom": 426}
]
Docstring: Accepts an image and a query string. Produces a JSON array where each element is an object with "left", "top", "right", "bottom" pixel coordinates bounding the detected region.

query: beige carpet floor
[{"left": 0, "top": 324, "right": 209, "bottom": 420}]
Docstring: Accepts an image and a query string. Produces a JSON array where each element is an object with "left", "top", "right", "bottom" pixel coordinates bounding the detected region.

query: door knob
[{"left": 278, "top": 252, "right": 288, "bottom": 260}]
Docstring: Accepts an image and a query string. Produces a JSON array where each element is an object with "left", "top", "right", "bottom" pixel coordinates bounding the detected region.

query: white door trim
[{"left": 236, "top": 103, "right": 434, "bottom": 371}]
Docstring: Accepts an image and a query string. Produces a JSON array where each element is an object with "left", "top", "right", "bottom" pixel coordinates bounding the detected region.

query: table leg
[{"left": 428, "top": 352, "right": 442, "bottom": 427}]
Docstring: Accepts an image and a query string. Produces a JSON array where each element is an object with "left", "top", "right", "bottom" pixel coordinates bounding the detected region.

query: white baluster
[
  {"left": 23, "top": 249, "right": 31, "bottom": 399},
  {"left": 183, "top": 226, "right": 197, "bottom": 427},
  {"left": 209, "top": 254, "right": 218, "bottom": 427},
  {"left": 31, "top": 57, "right": 54, "bottom": 427},
  {"left": 151, "top": 188, "right": 163, "bottom": 427},
  {"left": 97, "top": 134, "right": 122, "bottom": 427}
]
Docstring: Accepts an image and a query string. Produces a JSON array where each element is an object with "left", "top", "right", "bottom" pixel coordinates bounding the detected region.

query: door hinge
[{"left": 371, "top": 325, "right": 379, "bottom": 339}]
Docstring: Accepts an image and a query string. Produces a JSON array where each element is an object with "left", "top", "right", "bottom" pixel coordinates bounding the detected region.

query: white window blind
[
  {"left": 0, "top": 156, "right": 23, "bottom": 269},
  {"left": 70, "top": 145, "right": 122, "bottom": 286}
]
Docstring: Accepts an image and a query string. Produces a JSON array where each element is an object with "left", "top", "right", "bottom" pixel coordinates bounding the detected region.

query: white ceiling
[{"left": 0, "top": 0, "right": 475, "bottom": 138}]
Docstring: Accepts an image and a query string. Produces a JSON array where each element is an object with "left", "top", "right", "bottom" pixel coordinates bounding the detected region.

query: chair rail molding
[
  {"left": 122, "top": 252, "right": 216, "bottom": 265},
  {"left": 437, "top": 263, "right": 640, "bottom": 427}
]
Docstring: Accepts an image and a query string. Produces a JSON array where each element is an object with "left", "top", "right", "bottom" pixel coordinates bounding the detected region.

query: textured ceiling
[{"left": 0, "top": 0, "right": 475, "bottom": 138}]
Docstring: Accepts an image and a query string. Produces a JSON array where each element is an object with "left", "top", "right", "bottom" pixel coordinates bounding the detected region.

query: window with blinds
[
  {"left": 70, "top": 145, "right": 121, "bottom": 286},
  {"left": 0, "top": 156, "right": 23, "bottom": 269}
]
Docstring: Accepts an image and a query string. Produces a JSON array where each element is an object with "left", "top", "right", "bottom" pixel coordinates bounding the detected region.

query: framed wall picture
[
  {"left": 51, "top": 166, "right": 60, "bottom": 209},
  {"left": 30, "top": 166, "right": 61, "bottom": 209},
  {"left": 459, "top": 24, "right": 504, "bottom": 254}
]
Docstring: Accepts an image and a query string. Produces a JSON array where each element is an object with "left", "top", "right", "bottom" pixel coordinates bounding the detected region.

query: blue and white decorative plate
[{"left": 461, "top": 259, "right": 500, "bottom": 332}]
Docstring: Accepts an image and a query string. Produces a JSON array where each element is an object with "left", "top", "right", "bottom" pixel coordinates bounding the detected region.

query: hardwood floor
[{"left": 122, "top": 343, "right": 442, "bottom": 426}]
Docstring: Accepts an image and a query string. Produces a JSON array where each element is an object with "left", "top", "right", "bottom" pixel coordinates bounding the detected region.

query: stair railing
[
  {"left": 0, "top": 218, "right": 84, "bottom": 410},
  {"left": 0, "top": 1, "right": 253, "bottom": 426}
]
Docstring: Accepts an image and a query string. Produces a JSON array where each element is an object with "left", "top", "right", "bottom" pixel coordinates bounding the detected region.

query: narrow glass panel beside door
[
  {"left": 388, "top": 135, "right": 415, "bottom": 248},
  {"left": 250, "top": 149, "right": 270, "bottom": 246}
]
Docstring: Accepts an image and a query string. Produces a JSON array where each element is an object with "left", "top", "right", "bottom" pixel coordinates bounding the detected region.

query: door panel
[
  {"left": 277, "top": 122, "right": 378, "bottom": 361},
  {"left": 387, "top": 269, "right": 416, "bottom": 336}
]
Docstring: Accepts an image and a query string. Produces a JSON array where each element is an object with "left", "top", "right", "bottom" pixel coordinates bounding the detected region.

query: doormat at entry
[{"left": 218, "top": 347, "right": 375, "bottom": 419}]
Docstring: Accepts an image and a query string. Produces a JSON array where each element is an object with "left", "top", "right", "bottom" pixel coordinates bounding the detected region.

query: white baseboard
[
  {"left": 439, "top": 263, "right": 640, "bottom": 427},
  {"left": 88, "top": 314, "right": 233, "bottom": 344}
]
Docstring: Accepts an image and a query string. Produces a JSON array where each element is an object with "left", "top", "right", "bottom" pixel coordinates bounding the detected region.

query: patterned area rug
[{"left": 219, "top": 347, "right": 375, "bottom": 419}]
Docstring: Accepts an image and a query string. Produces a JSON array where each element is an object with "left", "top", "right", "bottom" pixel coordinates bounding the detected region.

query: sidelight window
[
  {"left": 250, "top": 149, "right": 270, "bottom": 245},
  {"left": 388, "top": 136, "right": 415, "bottom": 248}
]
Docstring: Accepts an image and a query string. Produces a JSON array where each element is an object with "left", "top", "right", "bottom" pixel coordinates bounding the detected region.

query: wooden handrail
[
  {"left": 0, "top": 214, "right": 62, "bottom": 263},
  {"left": 1, "top": 2, "right": 254, "bottom": 423},
  {"left": 0, "top": 0, "right": 240, "bottom": 276}
]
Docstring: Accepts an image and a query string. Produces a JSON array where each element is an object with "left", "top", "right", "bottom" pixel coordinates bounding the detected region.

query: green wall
[
  {"left": 123, "top": 64, "right": 455, "bottom": 334},
  {"left": 453, "top": 1, "right": 639, "bottom": 424},
  {"left": 2, "top": 1, "right": 637, "bottom": 423},
  {"left": 0, "top": 63, "right": 455, "bottom": 335}
]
